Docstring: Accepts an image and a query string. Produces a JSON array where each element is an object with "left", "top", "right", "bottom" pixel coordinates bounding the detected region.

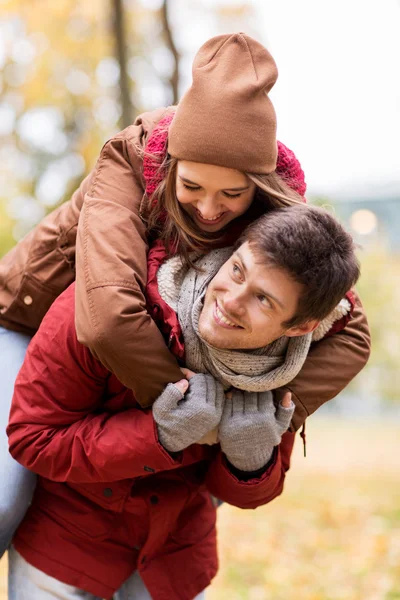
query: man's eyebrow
[
  {"left": 235, "top": 249, "right": 285, "bottom": 309},
  {"left": 179, "top": 176, "right": 250, "bottom": 192}
]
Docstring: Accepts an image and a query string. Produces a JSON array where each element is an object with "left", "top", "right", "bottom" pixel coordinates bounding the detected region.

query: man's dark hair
[{"left": 240, "top": 204, "right": 360, "bottom": 327}]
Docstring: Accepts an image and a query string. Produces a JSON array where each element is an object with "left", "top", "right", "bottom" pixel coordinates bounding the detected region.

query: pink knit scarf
[{"left": 142, "top": 111, "right": 307, "bottom": 202}]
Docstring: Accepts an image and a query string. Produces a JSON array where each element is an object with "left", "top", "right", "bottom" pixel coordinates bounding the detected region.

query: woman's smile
[{"left": 194, "top": 209, "right": 228, "bottom": 227}]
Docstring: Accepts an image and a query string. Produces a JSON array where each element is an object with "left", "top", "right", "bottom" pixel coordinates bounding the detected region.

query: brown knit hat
[{"left": 168, "top": 32, "right": 278, "bottom": 174}]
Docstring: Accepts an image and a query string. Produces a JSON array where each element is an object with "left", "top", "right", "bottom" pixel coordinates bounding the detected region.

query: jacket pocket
[
  {"left": 51, "top": 503, "right": 118, "bottom": 541},
  {"left": 37, "top": 481, "right": 126, "bottom": 541}
]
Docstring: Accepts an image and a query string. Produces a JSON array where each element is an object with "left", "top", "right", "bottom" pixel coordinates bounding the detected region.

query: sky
[{"left": 170, "top": 0, "right": 400, "bottom": 196}]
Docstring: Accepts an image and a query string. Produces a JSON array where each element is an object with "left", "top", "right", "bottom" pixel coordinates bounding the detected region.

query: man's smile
[{"left": 213, "top": 300, "right": 243, "bottom": 329}]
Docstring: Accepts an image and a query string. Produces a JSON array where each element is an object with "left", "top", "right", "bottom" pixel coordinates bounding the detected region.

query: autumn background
[{"left": 0, "top": 1, "right": 399, "bottom": 598}]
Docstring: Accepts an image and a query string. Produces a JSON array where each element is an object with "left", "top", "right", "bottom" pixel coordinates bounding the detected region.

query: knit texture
[
  {"left": 168, "top": 33, "right": 279, "bottom": 174},
  {"left": 153, "top": 374, "right": 224, "bottom": 452},
  {"left": 156, "top": 247, "right": 352, "bottom": 448},
  {"left": 157, "top": 252, "right": 352, "bottom": 344},
  {"left": 142, "top": 112, "right": 307, "bottom": 211},
  {"left": 219, "top": 389, "right": 295, "bottom": 471}
]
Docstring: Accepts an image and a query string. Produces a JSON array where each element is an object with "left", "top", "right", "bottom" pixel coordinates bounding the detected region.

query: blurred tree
[
  {"left": 0, "top": 0, "right": 116, "bottom": 248},
  {"left": 161, "top": 0, "right": 180, "bottom": 104},
  {"left": 0, "top": 0, "right": 182, "bottom": 254},
  {"left": 112, "top": 0, "right": 131, "bottom": 128}
]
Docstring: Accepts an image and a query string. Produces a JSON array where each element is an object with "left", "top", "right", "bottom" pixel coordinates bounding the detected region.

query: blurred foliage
[
  {"left": 1, "top": 420, "right": 397, "bottom": 598},
  {"left": 0, "top": 0, "right": 183, "bottom": 248},
  {"left": 0, "top": 0, "right": 115, "bottom": 244},
  {"left": 309, "top": 198, "right": 400, "bottom": 405},
  {"left": 356, "top": 246, "right": 400, "bottom": 403},
  {"left": 208, "top": 421, "right": 400, "bottom": 600},
  {"left": 0, "top": 1, "right": 398, "bottom": 404}
]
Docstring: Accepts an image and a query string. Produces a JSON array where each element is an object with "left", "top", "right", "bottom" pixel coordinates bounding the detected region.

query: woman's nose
[{"left": 196, "top": 196, "right": 221, "bottom": 220}]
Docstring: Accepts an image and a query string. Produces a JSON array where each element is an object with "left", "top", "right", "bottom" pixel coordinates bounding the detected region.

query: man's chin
[{"left": 198, "top": 324, "right": 235, "bottom": 350}]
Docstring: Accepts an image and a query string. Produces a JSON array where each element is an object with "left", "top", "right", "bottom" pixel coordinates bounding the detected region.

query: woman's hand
[
  {"left": 218, "top": 389, "right": 294, "bottom": 472},
  {"left": 152, "top": 374, "right": 225, "bottom": 453},
  {"left": 180, "top": 367, "right": 197, "bottom": 380}
]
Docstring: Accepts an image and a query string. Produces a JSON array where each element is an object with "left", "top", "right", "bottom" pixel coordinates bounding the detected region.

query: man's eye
[
  {"left": 258, "top": 295, "right": 271, "bottom": 307},
  {"left": 182, "top": 183, "right": 200, "bottom": 191},
  {"left": 232, "top": 263, "right": 241, "bottom": 275}
]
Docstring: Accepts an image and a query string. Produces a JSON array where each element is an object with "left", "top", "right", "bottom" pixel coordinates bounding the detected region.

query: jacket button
[
  {"left": 150, "top": 495, "right": 159, "bottom": 505},
  {"left": 23, "top": 295, "right": 33, "bottom": 306},
  {"left": 103, "top": 487, "right": 113, "bottom": 497}
]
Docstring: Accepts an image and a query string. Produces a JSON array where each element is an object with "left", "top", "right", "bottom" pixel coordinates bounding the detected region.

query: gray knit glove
[
  {"left": 219, "top": 389, "right": 295, "bottom": 472},
  {"left": 153, "top": 374, "right": 225, "bottom": 452}
]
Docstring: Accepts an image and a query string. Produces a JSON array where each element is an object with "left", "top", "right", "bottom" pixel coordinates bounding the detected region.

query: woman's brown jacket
[{"left": 0, "top": 107, "right": 371, "bottom": 431}]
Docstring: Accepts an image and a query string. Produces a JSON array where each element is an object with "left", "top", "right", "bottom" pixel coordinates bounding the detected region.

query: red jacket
[{"left": 7, "top": 247, "right": 295, "bottom": 600}]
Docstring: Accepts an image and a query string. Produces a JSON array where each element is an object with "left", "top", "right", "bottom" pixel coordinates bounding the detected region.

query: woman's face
[{"left": 175, "top": 160, "right": 257, "bottom": 232}]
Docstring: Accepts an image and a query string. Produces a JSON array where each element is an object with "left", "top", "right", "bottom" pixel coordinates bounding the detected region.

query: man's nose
[{"left": 223, "top": 289, "right": 247, "bottom": 316}]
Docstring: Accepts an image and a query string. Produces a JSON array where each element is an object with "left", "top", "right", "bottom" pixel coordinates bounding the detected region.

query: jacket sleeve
[
  {"left": 205, "top": 432, "right": 295, "bottom": 509},
  {"left": 287, "top": 289, "right": 371, "bottom": 431},
  {"left": 7, "top": 285, "right": 181, "bottom": 484},
  {"left": 75, "top": 109, "right": 182, "bottom": 409}
]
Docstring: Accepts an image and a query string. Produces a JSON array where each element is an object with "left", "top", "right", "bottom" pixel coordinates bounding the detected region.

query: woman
[{"left": 0, "top": 32, "right": 370, "bottom": 557}]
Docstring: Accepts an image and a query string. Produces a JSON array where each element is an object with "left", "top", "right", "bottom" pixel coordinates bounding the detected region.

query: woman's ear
[{"left": 285, "top": 319, "right": 320, "bottom": 338}]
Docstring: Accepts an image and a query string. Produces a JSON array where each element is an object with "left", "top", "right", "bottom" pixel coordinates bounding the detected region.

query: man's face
[{"left": 198, "top": 242, "right": 315, "bottom": 350}]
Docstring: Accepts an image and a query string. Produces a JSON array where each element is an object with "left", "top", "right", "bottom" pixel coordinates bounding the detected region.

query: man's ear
[{"left": 285, "top": 319, "right": 320, "bottom": 338}]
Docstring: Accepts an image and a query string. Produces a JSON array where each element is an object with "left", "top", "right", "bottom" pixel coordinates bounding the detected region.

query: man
[{"left": 7, "top": 205, "right": 360, "bottom": 600}]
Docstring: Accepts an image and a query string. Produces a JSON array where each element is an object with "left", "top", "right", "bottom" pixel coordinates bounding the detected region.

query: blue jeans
[
  {"left": 0, "top": 327, "right": 36, "bottom": 557},
  {"left": 8, "top": 546, "right": 207, "bottom": 599}
]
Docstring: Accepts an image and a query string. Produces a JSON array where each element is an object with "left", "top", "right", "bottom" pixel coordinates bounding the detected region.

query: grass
[
  {"left": 208, "top": 419, "right": 400, "bottom": 600},
  {"left": 0, "top": 419, "right": 399, "bottom": 599}
]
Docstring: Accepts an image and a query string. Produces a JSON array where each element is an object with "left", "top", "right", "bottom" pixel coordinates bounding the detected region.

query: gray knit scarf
[{"left": 158, "top": 248, "right": 312, "bottom": 392}]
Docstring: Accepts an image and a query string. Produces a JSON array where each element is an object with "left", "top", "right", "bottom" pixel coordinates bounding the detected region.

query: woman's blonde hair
[{"left": 141, "top": 147, "right": 304, "bottom": 266}]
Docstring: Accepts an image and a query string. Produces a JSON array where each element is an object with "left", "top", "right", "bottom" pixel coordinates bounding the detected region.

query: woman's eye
[
  {"left": 182, "top": 183, "right": 200, "bottom": 191},
  {"left": 223, "top": 192, "right": 242, "bottom": 198}
]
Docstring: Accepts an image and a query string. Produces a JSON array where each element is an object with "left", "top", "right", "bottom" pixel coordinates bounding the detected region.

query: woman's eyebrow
[
  {"left": 178, "top": 176, "right": 249, "bottom": 192},
  {"left": 179, "top": 176, "right": 200, "bottom": 185},
  {"left": 223, "top": 185, "right": 250, "bottom": 191}
]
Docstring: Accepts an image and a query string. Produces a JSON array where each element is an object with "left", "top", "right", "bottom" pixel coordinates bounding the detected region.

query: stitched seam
[
  {"left": 81, "top": 144, "right": 113, "bottom": 339},
  {"left": 242, "top": 35, "right": 258, "bottom": 80},
  {"left": 82, "top": 205, "right": 99, "bottom": 338},
  {"left": 125, "top": 107, "right": 170, "bottom": 145},
  {"left": 87, "top": 142, "right": 110, "bottom": 198},
  {"left": 86, "top": 281, "right": 141, "bottom": 292},
  {"left": 198, "top": 36, "right": 232, "bottom": 68}
]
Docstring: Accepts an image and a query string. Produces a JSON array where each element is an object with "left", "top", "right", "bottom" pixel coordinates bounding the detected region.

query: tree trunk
[
  {"left": 161, "top": 0, "right": 180, "bottom": 104},
  {"left": 112, "top": 0, "right": 132, "bottom": 128}
]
